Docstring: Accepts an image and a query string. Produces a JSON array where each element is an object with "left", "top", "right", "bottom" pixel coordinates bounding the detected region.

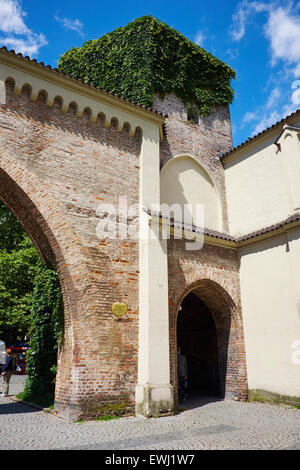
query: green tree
[
  {"left": 0, "top": 201, "right": 64, "bottom": 406},
  {"left": 0, "top": 201, "right": 40, "bottom": 344},
  {"left": 0, "top": 202, "right": 27, "bottom": 251},
  {"left": 0, "top": 240, "right": 40, "bottom": 344}
]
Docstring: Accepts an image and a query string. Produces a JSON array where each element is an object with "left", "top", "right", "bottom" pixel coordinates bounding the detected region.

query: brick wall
[
  {"left": 168, "top": 238, "right": 248, "bottom": 403},
  {"left": 154, "top": 93, "right": 233, "bottom": 231},
  {"left": 0, "top": 86, "right": 247, "bottom": 418},
  {"left": 155, "top": 94, "right": 247, "bottom": 403},
  {"left": 0, "top": 86, "right": 141, "bottom": 419}
]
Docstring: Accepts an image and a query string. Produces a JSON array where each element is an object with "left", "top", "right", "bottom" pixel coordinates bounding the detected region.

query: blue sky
[{"left": 1, "top": 0, "right": 300, "bottom": 147}]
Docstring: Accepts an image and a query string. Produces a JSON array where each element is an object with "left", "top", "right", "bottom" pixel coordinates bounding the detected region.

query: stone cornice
[{"left": 148, "top": 210, "right": 300, "bottom": 250}]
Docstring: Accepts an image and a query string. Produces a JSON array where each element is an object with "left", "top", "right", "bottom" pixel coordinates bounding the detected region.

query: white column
[{"left": 135, "top": 124, "right": 173, "bottom": 416}]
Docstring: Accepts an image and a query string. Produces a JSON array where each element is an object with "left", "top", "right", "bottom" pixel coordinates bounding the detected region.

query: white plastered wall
[
  {"left": 239, "top": 228, "right": 300, "bottom": 397},
  {"left": 136, "top": 125, "right": 173, "bottom": 416},
  {"left": 224, "top": 124, "right": 300, "bottom": 398},
  {"left": 224, "top": 124, "right": 300, "bottom": 237},
  {"left": 160, "top": 155, "right": 223, "bottom": 231}
]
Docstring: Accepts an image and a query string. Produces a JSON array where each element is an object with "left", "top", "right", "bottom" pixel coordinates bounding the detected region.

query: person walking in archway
[{"left": 177, "top": 346, "right": 188, "bottom": 402}]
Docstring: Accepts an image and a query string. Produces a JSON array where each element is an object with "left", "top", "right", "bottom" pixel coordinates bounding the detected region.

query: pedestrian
[
  {"left": 177, "top": 346, "right": 188, "bottom": 402},
  {"left": 1, "top": 349, "right": 15, "bottom": 397}
]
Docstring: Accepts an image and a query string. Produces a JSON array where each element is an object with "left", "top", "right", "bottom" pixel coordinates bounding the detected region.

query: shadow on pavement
[
  {"left": 179, "top": 392, "right": 223, "bottom": 410},
  {"left": 0, "top": 400, "right": 40, "bottom": 414}
]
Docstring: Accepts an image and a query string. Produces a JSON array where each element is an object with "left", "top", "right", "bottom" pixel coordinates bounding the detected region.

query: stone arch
[
  {"left": 68, "top": 101, "right": 78, "bottom": 115},
  {"left": 0, "top": 148, "right": 89, "bottom": 417},
  {"left": 160, "top": 154, "right": 223, "bottom": 232},
  {"left": 5, "top": 77, "right": 15, "bottom": 93},
  {"left": 82, "top": 106, "right": 92, "bottom": 120},
  {"left": 37, "top": 89, "right": 48, "bottom": 104},
  {"left": 53, "top": 95, "right": 63, "bottom": 109},
  {"left": 170, "top": 278, "right": 248, "bottom": 404},
  {"left": 21, "top": 83, "right": 32, "bottom": 98}
]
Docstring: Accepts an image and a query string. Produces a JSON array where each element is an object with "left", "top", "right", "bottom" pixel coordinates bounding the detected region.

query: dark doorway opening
[{"left": 177, "top": 292, "right": 220, "bottom": 404}]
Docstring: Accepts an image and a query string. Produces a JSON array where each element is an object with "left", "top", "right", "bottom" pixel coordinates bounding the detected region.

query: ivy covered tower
[
  {"left": 58, "top": 15, "right": 235, "bottom": 230},
  {"left": 57, "top": 16, "right": 238, "bottom": 417},
  {"left": 58, "top": 16, "right": 235, "bottom": 117}
]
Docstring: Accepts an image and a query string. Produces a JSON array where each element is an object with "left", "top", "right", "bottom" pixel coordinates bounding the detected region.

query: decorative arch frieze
[{"left": 0, "top": 48, "right": 165, "bottom": 140}]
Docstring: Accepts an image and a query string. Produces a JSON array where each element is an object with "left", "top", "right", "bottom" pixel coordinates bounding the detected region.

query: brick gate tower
[{"left": 0, "top": 16, "right": 251, "bottom": 420}]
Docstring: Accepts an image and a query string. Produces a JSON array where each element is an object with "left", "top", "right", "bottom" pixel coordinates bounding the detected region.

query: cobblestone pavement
[{"left": 1, "top": 376, "right": 300, "bottom": 450}]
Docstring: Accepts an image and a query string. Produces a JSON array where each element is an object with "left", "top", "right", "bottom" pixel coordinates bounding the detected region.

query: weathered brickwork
[
  {"left": 0, "top": 86, "right": 141, "bottom": 420},
  {"left": 155, "top": 95, "right": 247, "bottom": 404},
  {"left": 167, "top": 238, "right": 248, "bottom": 404},
  {"left": 155, "top": 94, "right": 233, "bottom": 231},
  {"left": 0, "top": 80, "right": 248, "bottom": 419}
]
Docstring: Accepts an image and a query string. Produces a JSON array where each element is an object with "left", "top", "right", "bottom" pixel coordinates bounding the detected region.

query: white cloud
[
  {"left": 0, "top": 0, "right": 28, "bottom": 35},
  {"left": 230, "top": 0, "right": 270, "bottom": 41},
  {"left": 251, "top": 110, "right": 281, "bottom": 136},
  {"left": 231, "top": 2, "right": 300, "bottom": 76},
  {"left": 282, "top": 101, "right": 300, "bottom": 117},
  {"left": 264, "top": 6, "right": 300, "bottom": 68},
  {"left": 226, "top": 47, "right": 239, "bottom": 61},
  {"left": 54, "top": 12, "right": 84, "bottom": 37},
  {"left": 266, "top": 87, "right": 280, "bottom": 108},
  {"left": 230, "top": 0, "right": 249, "bottom": 41},
  {"left": 232, "top": 2, "right": 300, "bottom": 139},
  {"left": 243, "top": 82, "right": 300, "bottom": 137},
  {"left": 291, "top": 87, "right": 300, "bottom": 104},
  {"left": 241, "top": 87, "right": 281, "bottom": 134},
  {"left": 292, "top": 79, "right": 300, "bottom": 89},
  {"left": 0, "top": 34, "right": 47, "bottom": 56},
  {"left": 195, "top": 30, "right": 205, "bottom": 46},
  {"left": 0, "top": 0, "right": 47, "bottom": 57},
  {"left": 294, "top": 64, "right": 300, "bottom": 77},
  {"left": 241, "top": 111, "right": 257, "bottom": 127}
]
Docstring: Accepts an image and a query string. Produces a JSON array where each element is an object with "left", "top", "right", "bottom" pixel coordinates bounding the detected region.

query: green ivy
[
  {"left": 21, "top": 266, "right": 64, "bottom": 406},
  {"left": 58, "top": 16, "right": 235, "bottom": 116},
  {"left": 0, "top": 201, "right": 63, "bottom": 407}
]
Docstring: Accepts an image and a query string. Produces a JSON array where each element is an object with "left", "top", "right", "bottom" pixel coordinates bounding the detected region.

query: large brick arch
[
  {"left": 0, "top": 149, "right": 89, "bottom": 415},
  {"left": 168, "top": 239, "right": 248, "bottom": 404},
  {"left": 0, "top": 80, "right": 144, "bottom": 420}
]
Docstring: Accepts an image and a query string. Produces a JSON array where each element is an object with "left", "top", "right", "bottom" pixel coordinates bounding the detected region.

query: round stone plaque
[{"left": 111, "top": 302, "right": 128, "bottom": 317}]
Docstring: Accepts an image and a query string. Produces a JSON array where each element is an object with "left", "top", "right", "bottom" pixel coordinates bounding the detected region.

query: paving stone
[{"left": 1, "top": 376, "right": 299, "bottom": 450}]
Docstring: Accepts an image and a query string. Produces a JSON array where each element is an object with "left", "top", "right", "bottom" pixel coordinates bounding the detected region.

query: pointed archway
[
  {"left": 171, "top": 278, "right": 248, "bottom": 407},
  {"left": 177, "top": 292, "right": 220, "bottom": 400}
]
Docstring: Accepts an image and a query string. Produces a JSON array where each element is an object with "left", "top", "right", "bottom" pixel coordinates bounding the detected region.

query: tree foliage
[
  {"left": 22, "top": 266, "right": 63, "bottom": 405},
  {"left": 0, "top": 202, "right": 29, "bottom": 252},
  {"left": 58, "top": 15, "right": 235, "bottom": 116},
  {"left": 0, "top": 201, "right": 64, "bottom": 406},
  {"left": 0, "top": 201, "right": 40, "bottom": 344}
]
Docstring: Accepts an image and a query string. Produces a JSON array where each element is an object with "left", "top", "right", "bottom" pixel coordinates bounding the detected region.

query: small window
[{"left": 187, "top": 110, "right": 199, "bottom": 124}]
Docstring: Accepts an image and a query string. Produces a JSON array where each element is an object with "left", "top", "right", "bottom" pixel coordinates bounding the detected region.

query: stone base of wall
[
  {"left": 248, "top": 389, "right": 300, "bottom": 408},
  {"left": 55, "top": 394, "right": 135, "bottom": 422},
  {"left": 135, "top": 384, "right": 174, "bottom": 418}
]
